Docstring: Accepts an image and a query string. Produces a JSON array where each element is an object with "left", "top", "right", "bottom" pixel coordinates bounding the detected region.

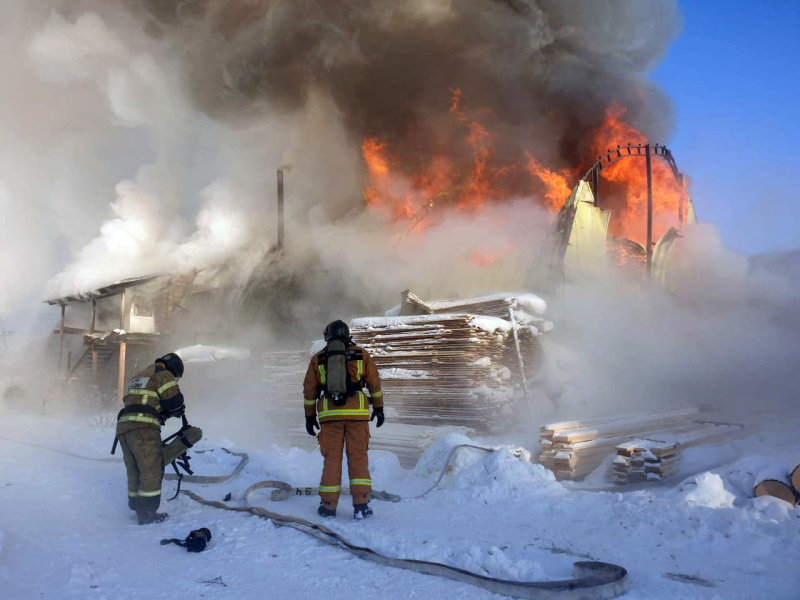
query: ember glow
[
  {"left": 590, "top": 103, "right": 687, "bottom": 246},
  {"left": 468, "top": 244, "right": 514, "bottom": 267}
]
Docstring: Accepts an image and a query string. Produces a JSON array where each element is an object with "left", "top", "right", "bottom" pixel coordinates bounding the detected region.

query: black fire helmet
[
  {"left": 324, "top": 320, "right": 351, "bottom": 343},
  {"left": 157, "top": 353, "right": 184, "bottom": 379}
]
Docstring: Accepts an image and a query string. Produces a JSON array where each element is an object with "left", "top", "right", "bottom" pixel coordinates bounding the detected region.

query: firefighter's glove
[
  {"left": 305, "top": 416, "right": 320, "bottom": 436},
  {"left": 162, "top": 405, "right": 185, "bottom": 420},
  {"left": 370, "top": 407, "right": 384, "bottom": 428}
]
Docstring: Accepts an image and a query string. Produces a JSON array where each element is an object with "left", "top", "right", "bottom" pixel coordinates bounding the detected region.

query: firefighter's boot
[
  {"left": 353, "top": 503, "right": 373, "bottom": 520},
  {"left": 138, "top": 511, "right": 169, "bottom": 525},
  {"left": 318, "top": 503, "right": 336, "bottom": 518}
]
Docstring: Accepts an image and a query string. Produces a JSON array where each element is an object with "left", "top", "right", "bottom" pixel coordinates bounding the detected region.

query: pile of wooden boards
[
  {"left": 539, "top": 408, "right": 702, "bottom": 480},
  {"left": 612, "top": 422, "right": 745, "bottom": 484},
  {"left": 538, "top": 408, "right": 745, "bottom": 482},
  {"left": 351, "top": 312, "right": 539, "bottom": 431},
  {"left": 421, "top": 292, "right": 546, "bottom": 320},
  {"left": 261, "top": 350, "right": 309, "bottom": 422}
]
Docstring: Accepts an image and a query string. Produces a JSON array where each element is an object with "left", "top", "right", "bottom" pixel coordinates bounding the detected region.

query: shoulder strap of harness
[{"left": 318, "top": 347, "right": 362, "bottom": 365}]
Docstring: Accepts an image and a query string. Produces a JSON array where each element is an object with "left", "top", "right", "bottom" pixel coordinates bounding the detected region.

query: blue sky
[{"left": 651, "top": 0, "right": 800, "bottom": 256}]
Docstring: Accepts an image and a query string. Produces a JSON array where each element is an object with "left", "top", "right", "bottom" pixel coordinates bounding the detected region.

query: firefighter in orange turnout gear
[{"left": 303, "top": 320, "right": 384, "bottom": 519}]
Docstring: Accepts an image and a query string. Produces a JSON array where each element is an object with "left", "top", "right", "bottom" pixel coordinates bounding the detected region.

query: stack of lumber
[
  {"left": 612, "top": 422, "right": 745, "bottom": 484},
  {"left": 261, "top": 350, "right": 309, "bottom": 421},
  {"left": 425, "top": 293, "right": 547, "bottom": 320},
  {"left": 351, "top": 314, "right": 538, "bottom": 431},
  {"left": 538, "top": 408, "right": 703, "bottom": 480},
  {"left": 394, "top": 290, "right": 549, "bottom": 321}
]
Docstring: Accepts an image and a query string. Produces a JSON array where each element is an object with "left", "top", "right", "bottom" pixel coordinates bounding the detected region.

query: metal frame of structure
[{"left": 580, "top": 143, "right": 688, "bottom": 277}]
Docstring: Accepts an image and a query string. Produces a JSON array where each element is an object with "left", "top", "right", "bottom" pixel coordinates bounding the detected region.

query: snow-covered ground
[{"left": 1, "top": 411, "right": 798, "bottom": 599}]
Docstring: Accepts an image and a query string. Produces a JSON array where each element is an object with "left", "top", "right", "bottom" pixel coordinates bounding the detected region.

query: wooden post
[
  {"left": 117, "top": 289, "right": 127, "bottom": 403},
  {"left": 90, "top": 299, "right": 98, "bottom": 376},
  {"left": 645, "top": 144, "right": 654, "bottom": 280},
  {"left": 59, "top": 304, "right": 66, "bottom": 378},
  {"left": 508, "top": 308, "right": 534, "bottom": 433},
  {"left": 277, "top": 169, "right": 285, "bottom": 251}
]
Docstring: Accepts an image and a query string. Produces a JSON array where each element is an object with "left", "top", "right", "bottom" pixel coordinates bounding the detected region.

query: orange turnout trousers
[{"left": 318, "top": 420, "right": 371, "bottom": 509}]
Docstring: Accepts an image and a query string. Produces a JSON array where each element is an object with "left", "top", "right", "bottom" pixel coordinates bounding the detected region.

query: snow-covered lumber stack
[
  {"left": 391, "top": 291, "right": 552, "bottom": 334},
  {"left": 262, "top": 350, "right": 309, "bottom": 420},
  {"left": 423, "top": 293, "right": 547, "bottom": 320},
  {"left": 612, "top": 439, "right": 681, "bottom": 483},
  {"left": 538, "top": 408, "right": 702, "bottom": 480},
  {"left": 612, "top": 422, "right": 746, "bottom": 484},
  {"left": 351, "top": 313, "right": 538, "bottom": 431}
]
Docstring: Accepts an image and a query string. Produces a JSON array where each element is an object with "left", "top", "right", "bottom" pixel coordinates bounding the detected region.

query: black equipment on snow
[
  {"left": 156, "top": 353, "right": 184, "bottom": 379},
  {"left": 160, "top": 527, "right": 212, "bottom": 552},
  {"left": 305, "top": 415, "right": 320, "bottom": 436},
  {"left": 370, "top": 406, "right": 385, "bottom": 428}
]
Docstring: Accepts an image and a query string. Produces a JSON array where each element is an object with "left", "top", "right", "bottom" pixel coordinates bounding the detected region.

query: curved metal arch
[
  {"left": 580, "top": 143, "right": 686, "bottom": 203},
  {"left": 579, "top": 142, "right": 689, "bottom": 278}
]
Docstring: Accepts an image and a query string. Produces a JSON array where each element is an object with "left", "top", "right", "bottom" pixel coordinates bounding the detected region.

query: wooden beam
[
  {"left": 117, "top": 289, "right": 127, "bottom": 403},
  {"left": 55, "top": 327, "right": 108, "bottom": 336},
  {"left": 59, "top": 305, "right": 65, "bottom": 378},
  {"left": 91, "top": 299, "right": 97, "bottom": 376},
  {"left": 277, "top": 169, "right": 285, "bottom": 251},
  {"left": 118, "top": 342, "right": 126, "bottom": 404}
]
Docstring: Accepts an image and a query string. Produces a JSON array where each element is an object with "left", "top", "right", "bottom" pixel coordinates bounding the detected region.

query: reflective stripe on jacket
[
  {"left": 302, "top": 344, "right": 383, "bottom": 423},
  {"left": 116, "top": 363, "right": 182, "bottom": 433}
]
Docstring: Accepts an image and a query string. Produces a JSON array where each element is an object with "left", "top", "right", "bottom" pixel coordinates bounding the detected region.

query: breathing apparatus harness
[
  {"left": 161, "top": 413, "right": 196, "bottom": 501},
  {"left": 319, "top": 338, "right": 366, "bottom": 407}
]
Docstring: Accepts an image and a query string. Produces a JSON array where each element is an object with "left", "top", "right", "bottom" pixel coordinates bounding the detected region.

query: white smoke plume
[{"left": 0, "top": 0, "right": 684, "bottom": 322}]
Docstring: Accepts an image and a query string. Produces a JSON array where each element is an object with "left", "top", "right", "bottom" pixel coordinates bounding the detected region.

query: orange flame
[
  {"left": 361, "top": 88, "right": 573, "bottom": 223},
  {"left": 469, "top": 243, "right": 514, "bottom": 266},
  {"left": 525, "top": 153, "right": 572, "bottom": 212},
  {"left": 361, "top": 91, "right": 687, "bottom": 248},
  {"left": 590, "top": 103, "right": 686, "bottom": 246}
]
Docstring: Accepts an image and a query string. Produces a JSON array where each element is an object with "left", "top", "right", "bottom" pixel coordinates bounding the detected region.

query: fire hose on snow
[
  {"left": 182, "top": 481, "right": 629, "bottom": 599},
  {"left": 0, "top": 434, "right": 628, "bottom": 598},
  {"left": 178, "top": 443, "right": 629, "bottom": 599}
]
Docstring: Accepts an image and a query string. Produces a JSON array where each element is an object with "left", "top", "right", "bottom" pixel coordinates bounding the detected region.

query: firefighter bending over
[
  {"left": 303, "top": 320, "right": 385, "bottom": 519},
  {"left": 115, "top": 353, "right": 186, "bottom": 525}
]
